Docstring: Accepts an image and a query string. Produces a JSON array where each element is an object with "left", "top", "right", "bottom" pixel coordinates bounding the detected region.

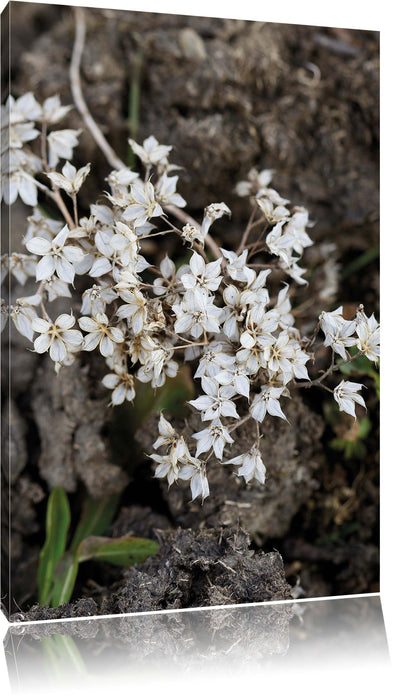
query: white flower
[
  {"left": 189, "top": 377, "right": 239, "bottom": 421},
  {"left": 152, "top": 414, "right": 188, "bottom": 463},
  {"left": 237, "top": 306, "right": 278, "bottom": 373},
  {"left": 110, "top": 221, "right": 141, "bottom": 267},
  {"left": 181, "top": 223, "right": 205, "bottom": 247},
  {"left": 250, "top": 385, "right": 287, "bottom": 423},
  {"left": 26, "top": 224, "right": 84, "bottom": 284},
  {"left": 5, "top": 93, "right": 42, "bottom": 123},
  {"left": 189, "top": 465, "right": 210, "bottom": 502},
  {"left": 225, "top": 445, "right": 266, "bottom": 484},
  {"left": 47, "top": 129, "right": 81, "bottom": 168},
  {"left": 333, "top": 380, "right": 366, "bottom": 419},
  {"left": 173, "top": 289, "right": 222, "bottom": 339},
  {"left": 10, "top": 302, "right": 39, "bottom": 341},
  {"left": 81, "top": 284, "right": 117, "bottom": 316},
  {"left": 149, "top": 453, "right": 181, "bottom": 486},
  {"left": 235, "top": 168, "right": 274, "bottom": 197},
  {"left": 220, "top": 248, "right": 251, "bottom": 282},
  {"left": 181, "top": 252, "right": 222, "bottom": 292},
  {"left": 153, "top": 255, "right": 178, "bottom": 299},
  {"left": 116, "top": 288, "right": 147, "bottom": 335},
  {"left": 263, "top": 331, "right": 296, "bottom": 380},
  {"left": 201, "top": 202, "right": 231, "bottom": 236},
  {"left": 322, "top": 318, "right": 358, "bottom": 359},
  {"left": 256, "top": 188, "right": 290, "bottom": 223},
  {"left": 3, "top": 169, "right": 39, "bottom": 206},
  {"left": 106, "top": 168, "right": 141, "bottom": 195},
  {"left": 41, "top": 95, "right": 72, "bottom": 124},
  {"left": 155, "top": 173, "right": 186, "bottom": 208},
  {"left": 4, "top": 253, "right": 37, "bottom": 285},
  {"left": 1, "top": 299, "right": 8, "bottom": 332},
  {"left": 150, "top": 433, "right": 189, "bottom": 486},
  {"left": 121, "top": 180, "right": 164, "bottom": 227},
  {"left": 215, "top": 364, "right": 251, "bottom": 399},
  {"left": 194, "top": 341, "right": 235, "bottom": 379},
  {"left": 192, "top": 419, "right": 234, "bottom": 459},
  {"left": 137, "top": 342, "right": 178, "bottom": 388},
  {"left": 43, "top": 276, "right": 72, "bottom": 302},
  {"left": 152, "top": 413, "right": 179, "bottom": 450},
  {"left": 289, "top": 343, "right": 311, "bottom": 381},
  {"left": 23, "top": 208, "right": 62, "bottom": 246},
  {"left": 221, "top": 285, "right": 252, "bottom": 342},
  {"left": 268, "top": 284, "right": 294, "bottom": 330},
  {"left": 178, "top": 459, "right": 210, "bottom": 502},
  {"left": 79, "top": 312, "right": 125, "bottom": 357},
  {"left": 128, "top": 135, "right": 172, "bottom": 166},
  {"left": 32, "top": 313, "right": 83, "bottom": 362},
  {"left": 102, "top": 371, "right": 136, "bottom": 405},
  {"left": 319, "top": 306, "right": 345, "bottom": 336},
  {"left": 47, "top": 161, "right": 90, "bottom": 195},
  {"left": 281, "top": 259, "right": 309, "bottom": 286},
  {"left": 355, "top": 309, "right": 380, "bottom": 362},
  {"left": 265, "top": 220, "right": 293, "bottom": 265},
  {"left": 282, "top": 207, "right": 313, "bottom": 256}
]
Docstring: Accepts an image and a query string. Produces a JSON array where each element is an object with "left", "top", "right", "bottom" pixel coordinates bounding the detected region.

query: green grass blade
[
  {"left": 51, "top": 552, "right": 79, "bottom": 607},
  {"left": 37, "top": 487, "right": 71, "bottom": 606},
  {"left": 70, "top": 494, "right": 120, "bottom": 553},
  {"left": 77, "top": 535, "right": 159, "bottom": 566}
]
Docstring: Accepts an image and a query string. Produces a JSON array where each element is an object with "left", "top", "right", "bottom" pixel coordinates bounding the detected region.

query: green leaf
[
  {"left": 51, "top": 552, "right": 79, "bottom": 607},
  {"left": 70, "top": 494, "right": 120, "bottom": 553},
  {"left": 339, "top": 353, "right": 375, "bottom": 377},
  {"left": 77, "top": 535, "right": 159, "bottom": 566},
  {"left": 37, "top": 487, "right": 71, "bottom": 606}
]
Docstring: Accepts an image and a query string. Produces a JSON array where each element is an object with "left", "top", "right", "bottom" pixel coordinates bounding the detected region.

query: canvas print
[{"left": 1, "top": 2, "right": 379, "bottom": 621}]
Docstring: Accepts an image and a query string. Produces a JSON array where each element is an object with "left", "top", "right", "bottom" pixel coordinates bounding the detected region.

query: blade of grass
[
  {"left": 37, "top": 487, "right": 71, "bottom": 606},
  {"left": 51, "top": 552, "right": 79, "bottom": 607},
  {"left": 77, "top": 535, "right": 159, "bottom": 566}
]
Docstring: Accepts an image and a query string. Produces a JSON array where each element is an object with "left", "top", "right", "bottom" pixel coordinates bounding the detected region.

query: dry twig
[{"left": 69, "top": 6, "right": 222, "bottom": 260}]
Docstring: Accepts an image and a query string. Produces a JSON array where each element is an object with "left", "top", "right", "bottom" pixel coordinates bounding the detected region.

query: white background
[{"left": 1, "top": 0, "right": 405, "bottom": 697}]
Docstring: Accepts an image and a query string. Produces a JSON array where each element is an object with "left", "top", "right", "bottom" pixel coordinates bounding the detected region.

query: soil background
[{"left": 1, "top": 2, "right": 379, "bottom": 619}]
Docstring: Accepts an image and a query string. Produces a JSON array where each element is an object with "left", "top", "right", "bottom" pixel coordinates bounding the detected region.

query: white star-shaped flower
[
  {"left": 26, "top": 225, "right": 84, "bottom": 284},
  {"left": 79, "top": 312, "right": 125, "bottom": 357},
  {"left": 192, "top": 419, "right": 234, "bottom": 459},
  {"left": 333, "top": 380, "right": 366, "bottom": 419},
  {"left": 225, "top": 445, "right": 266, "bottom": 484},
  {"left": 32, "top": 313, "right": 83, "bottom": 362}
]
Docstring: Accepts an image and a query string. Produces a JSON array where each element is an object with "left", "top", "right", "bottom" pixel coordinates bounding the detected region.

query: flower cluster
[{"left": 2, "top": 93, "right": 380, "bottom": 503}]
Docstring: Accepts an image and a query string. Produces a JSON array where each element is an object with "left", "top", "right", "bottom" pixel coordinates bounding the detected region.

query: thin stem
[
  {"left": 250, "top": 263, "right": 277, "bottom": 270},
  {"left": 228, "top": 414, "right": 252, "bottom": 434},
  {"left": 70, "top": 7, "right": 125, "bottom": 172},
  {"left": 72, "top": 193, "right": 79, "bottom": 227},
  {"left": 255, "top": 420, "right": 261, "bottom": 447},
  {"left": 70, "top": 7, "right": 222, "bottom": 263},
  {"left": 299, "top": 350, "right": 365, "bottom": 389},
  {"left": 41, "top": 122, "right": 48, "bottom": 165},
  {"left": 32, "top": 171, "right": 76, "bottom": 230},
  {"left": 49, "top": 190, "right": 76, "bottom": 230},
  {"left": 236, "top": 203, "right": 258, "bottom": 255}
]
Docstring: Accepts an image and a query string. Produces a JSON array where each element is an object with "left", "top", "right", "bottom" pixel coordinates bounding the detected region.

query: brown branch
[
  {"left": 70, "top": 7, "right": 222, "bottom": 261},
  {"left": 70, "top": 7, "right": 125, "bottom": 172}
]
